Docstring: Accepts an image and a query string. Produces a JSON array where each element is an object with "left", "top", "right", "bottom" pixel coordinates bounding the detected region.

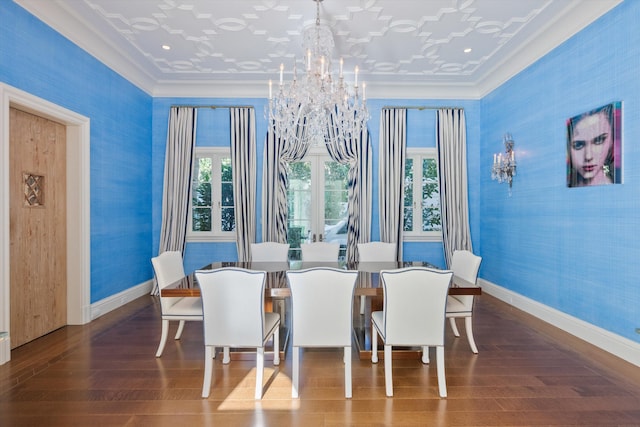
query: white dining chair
[
  {"left": 446, "top": 250, "right": 482, "bottom": 354},
  {"left": 300, "top": 242, "right": 340, "bottom": 262},
  {"left": 250, "top": 242, "right": 290, "bottom": 262},
  {"left": 371, "top": 267, "right": 453, "bottom": 398},
  {"left": 286, "top": 267, "right": 358, "bottom": 398},
  {"left": 357, "top": 242, "right": 397, "bottom": 315},
  {"left": 196, "top": 268, "right": 280, "bottom": 400},
  {"left": 151, "top": 251, "right": 203, "bottom": 357}
]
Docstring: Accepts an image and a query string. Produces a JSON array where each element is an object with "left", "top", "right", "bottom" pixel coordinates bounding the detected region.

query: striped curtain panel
[
  {"left": 262, "top": 126, "right": 310, "bottom": 243},
  {"left": 378, "top": 109, "right": 406, "bottom": 261},
  {"left": 436, "top": 108, "right": 473, "bottom": 267},
  {"left": 230, "top": 108, "right": 257, "bottom": 262},
  {"left": 325, "top": 121, "right": 372, "bottom": 263},
  {"left": 153, "top": 106, "right": 197, "bottom": 295}
]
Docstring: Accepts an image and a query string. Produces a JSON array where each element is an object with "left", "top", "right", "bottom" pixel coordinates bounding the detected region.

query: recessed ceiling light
[
  {"left": 464, "top": 48, "right": 472, "bottom": 53},
  {"left": 162, "top": 45, "right": 171, "bottom": 50}
]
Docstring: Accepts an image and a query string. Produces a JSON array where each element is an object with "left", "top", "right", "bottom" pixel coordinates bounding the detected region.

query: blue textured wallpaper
[
  {"left": 1, "top": 2, "right": 153, "bottom": 302},
  {"left": 480, "top": 1, "right": 639, "bottom": 341},
  {"left": 6, "top": 0, "right": 636, "bottom": 345}
]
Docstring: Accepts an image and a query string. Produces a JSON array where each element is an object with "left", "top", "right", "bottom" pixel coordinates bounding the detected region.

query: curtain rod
[
  {"left": 170, "top": 105, "right": 254, "bottom": 109},
  {"left": 381, "top": 106, "right": 464, "bottom": 111}
]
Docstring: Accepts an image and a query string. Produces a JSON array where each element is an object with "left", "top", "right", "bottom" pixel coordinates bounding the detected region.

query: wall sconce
[{"left": 491, "top": 133, "right": 516, "bottom": 194}]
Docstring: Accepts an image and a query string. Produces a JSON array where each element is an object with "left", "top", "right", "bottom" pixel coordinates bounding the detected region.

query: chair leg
[
  {"left": 449, "top": 317, "right": 461, "bottom": 337},
  {"left": 344, "top": 346, "right": 352, "bottom": 398},
  {"left": 202, "top": 346, "right": 214, "bottom": 398},
  {"left": 384, "top": 344, "right": 393, "bottom": 397},
  {"left": 222, "top": 346, "right": 230, "bottom": 364},
  {"left": 464, "top": 316, "right": 478, "bottom": 354},
  {"left": 273, "top": 328, "right": 280, "bottom": 365},
  {"left": 421, "top": 346, "right": 430, "bottom": 364},
  {"left": 292, "top": 346, "right": 300, "bottom": 398},
  {"left": 155, "top": 319, "right": 170, "bottom": 357},
  {"left": 436, "top": 346, "right": 447, "bottom": 398},
  {"left": 371, "top": 325, "right": 379, "bottom": 363},
  {"left": 174, "top": 320, "right": 186, "bottom": 340},
  {"left": 359, "top": 295, "right": 366, "bottom": 315},
  {"left": 255, "top": 347, "right": 264, "bottom": 400}
]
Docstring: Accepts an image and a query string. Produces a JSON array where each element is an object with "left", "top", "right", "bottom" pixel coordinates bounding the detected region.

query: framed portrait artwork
[{"left": 566, "top": 101, "right": 622, "bottom": 187}]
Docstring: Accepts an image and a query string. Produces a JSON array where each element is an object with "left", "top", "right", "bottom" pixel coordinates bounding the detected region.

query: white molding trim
[
  {"left": 90, "top": 280, "right": 154, "bottom": 321},
  {"left": 15, "top": 0, "right": 621, "bottom": 100},
  {"left": 479, "top": 278, "right": 640, "bottom": 368},
  {"left": 0, "top": 83, "right": 91, "bottom": 365}
]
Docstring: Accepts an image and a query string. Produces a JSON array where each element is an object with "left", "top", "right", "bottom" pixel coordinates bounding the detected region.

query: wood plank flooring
[{"left": 1, "top": 294, "right": 639, "bottom": 426}]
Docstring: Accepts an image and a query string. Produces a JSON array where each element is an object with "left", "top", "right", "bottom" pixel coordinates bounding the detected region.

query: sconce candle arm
[{"left": 492, "top": 133, "right": 517, "bottom": 194}]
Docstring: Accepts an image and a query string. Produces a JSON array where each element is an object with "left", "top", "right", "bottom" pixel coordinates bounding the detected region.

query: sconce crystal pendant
[
  {"left": 267, "top": 0, "right": 369, "bottom": 148},
  {"left": 491, "top": 133, "right": 517, "bottom": 194}
]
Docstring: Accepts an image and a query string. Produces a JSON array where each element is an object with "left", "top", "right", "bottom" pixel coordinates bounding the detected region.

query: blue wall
[
  {"left": 1, "top": 2, "right": 153, "bottom": 302},
  {"left": 152, "top": 98, "right": 481, "bottom": 273},
  {"left": 480, "top": 1, "right": 640, "bottom": 342},
  {"left": 5, "top": 0, "right": 637, "bottom": 345}
]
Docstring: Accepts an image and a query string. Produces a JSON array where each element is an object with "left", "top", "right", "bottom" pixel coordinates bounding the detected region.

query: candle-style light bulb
[
  {"left": 339, "top": 58, "right": 344, "bottom": 78},
  {"left": 279, "top": 63, "right": 284, "bottom": 86},
  {"left": 269, "top": 79, "right": 272, "bottom": 100},
  {"left": 362, "top": 82, "right": 366, "bottom": 101},
  {"left": 354, "top": 66, "right": 359, "bottom": 87}
]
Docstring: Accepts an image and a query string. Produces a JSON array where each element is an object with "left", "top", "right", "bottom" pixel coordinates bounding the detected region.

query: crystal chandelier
[
  {"left": 491, "top": 133, "right": 517, "bottom": 194},
  {"left": 268, "top": 0, "right": 369, "bottom": 148}
]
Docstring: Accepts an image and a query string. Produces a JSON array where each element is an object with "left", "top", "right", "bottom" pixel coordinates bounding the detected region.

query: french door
[{"left": 287, "top": 153, "right": 350, "bottom": 260}]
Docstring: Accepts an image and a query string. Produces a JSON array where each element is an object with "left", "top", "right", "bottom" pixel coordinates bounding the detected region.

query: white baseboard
[
  {"left": 90, "top": 280, "right": 154, "bottom": 320},
  {"left": 479, "top": 278, "right": 640, "bottom": 367},
  {"left": 0, "top": 280, "right": 153, "bottom": 365},
  {"left": 0, "top": 335, "right": 8, "bottom": 365}
]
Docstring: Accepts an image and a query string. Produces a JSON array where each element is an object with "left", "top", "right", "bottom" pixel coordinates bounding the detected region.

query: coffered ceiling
[{"left": 15, "top": 0, "right": 621, "bottom": 98}]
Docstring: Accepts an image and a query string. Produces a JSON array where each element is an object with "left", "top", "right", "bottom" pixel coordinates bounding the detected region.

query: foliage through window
[
  {"left": 189, "top": 148, "right": 235, "bottom": 240},
  {"left": 404, "top": 149, "right": 441, "bottom": 240}
]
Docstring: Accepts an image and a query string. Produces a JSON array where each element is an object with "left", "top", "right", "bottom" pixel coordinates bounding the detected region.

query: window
[
  {"left": 188, "top": 148, "right": 235, "bottom": 241},
  {"left": 403, "top": 148, "right": 442, "bottom": 241},
  {"left": 287, "top": 151, "right": 350, "bottom": 260}
]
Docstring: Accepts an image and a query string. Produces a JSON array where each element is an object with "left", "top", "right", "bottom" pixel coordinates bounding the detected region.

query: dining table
[{"left": 161, "top": 260, "right": 481, "bottom": 360}]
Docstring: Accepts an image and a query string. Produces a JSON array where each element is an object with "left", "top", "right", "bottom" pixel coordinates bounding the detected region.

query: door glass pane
[
  {"left": 323, "top": 161, "right": 350, "bottom": 260},
  {"left": 220, "top": 157, "right": 235, "bottom": 232},
  {"left": 422, "top": 158, "right": 441, "bottom": 231},
  {"left": 192, "top": 156, "right": 212, "bottom": 231},
  {"left": 287, "top": 162, "right": 312, "bottom": 260}
]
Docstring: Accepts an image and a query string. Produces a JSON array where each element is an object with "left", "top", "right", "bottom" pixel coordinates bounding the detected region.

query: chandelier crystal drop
[{"left": 268, "top": 0, "right": 369, "bottom": 148}]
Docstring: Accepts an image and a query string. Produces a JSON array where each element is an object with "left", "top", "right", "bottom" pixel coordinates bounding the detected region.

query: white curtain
[
  {"left": 378, "top": 109, "right": 406, "bottom": 261},
  {"left": 153, "top": 106, "right": 197, "bottom": 295},
  {"left": 325, "top": 121, "right": 372, "bottom": 263},
  {"left": 262, "top": 125, "right": 310, "bottom": 243},
  {"left": 436, "top": 108, "right": 473, "bottom": 267},
  {"left": 230, "top": 108, "right": 257, "bottom": 262}
]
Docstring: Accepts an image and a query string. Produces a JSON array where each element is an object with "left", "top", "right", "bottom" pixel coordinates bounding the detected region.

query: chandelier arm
[{"left": 267, "top": 0, "right": 369, "bottom": 151}]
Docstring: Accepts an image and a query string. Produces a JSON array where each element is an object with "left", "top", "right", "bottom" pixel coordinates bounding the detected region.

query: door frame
[{"left": 0, "top": 83, "right": 91, "bottom": 364}]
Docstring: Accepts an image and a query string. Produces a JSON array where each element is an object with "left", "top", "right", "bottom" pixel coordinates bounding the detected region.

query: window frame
[
  {"left": 403, "top": 147, "right": 442, "bottom": 242},
  {"left": 187, "top": 147, "right": 236, "bottom": 242}
]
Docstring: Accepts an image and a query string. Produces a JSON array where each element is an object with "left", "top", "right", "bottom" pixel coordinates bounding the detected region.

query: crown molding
[{"left": 15, "top": 0, "right": 622, "bottom": 100}]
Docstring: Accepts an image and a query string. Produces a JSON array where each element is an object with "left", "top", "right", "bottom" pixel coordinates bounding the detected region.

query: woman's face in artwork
[{"left": 570, "top": 111, "right": 613, "bottom": 185}]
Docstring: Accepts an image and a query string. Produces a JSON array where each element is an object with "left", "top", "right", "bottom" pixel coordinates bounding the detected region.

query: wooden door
[{"left": 9, "top": 107, "right": 67, "bottom": 348}]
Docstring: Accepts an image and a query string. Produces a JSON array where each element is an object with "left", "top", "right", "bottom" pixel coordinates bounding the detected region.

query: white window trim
[
  {"left": 404, "top": 147, "right": 442, "bottom": 242},
  {"left": 187, "top": 147, "right": 236, "bottom": 242}
]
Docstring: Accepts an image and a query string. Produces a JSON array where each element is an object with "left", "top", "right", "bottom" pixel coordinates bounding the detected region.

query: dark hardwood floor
[{"left": 1, "top": 293, "right": 639, "bottom": 426}]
